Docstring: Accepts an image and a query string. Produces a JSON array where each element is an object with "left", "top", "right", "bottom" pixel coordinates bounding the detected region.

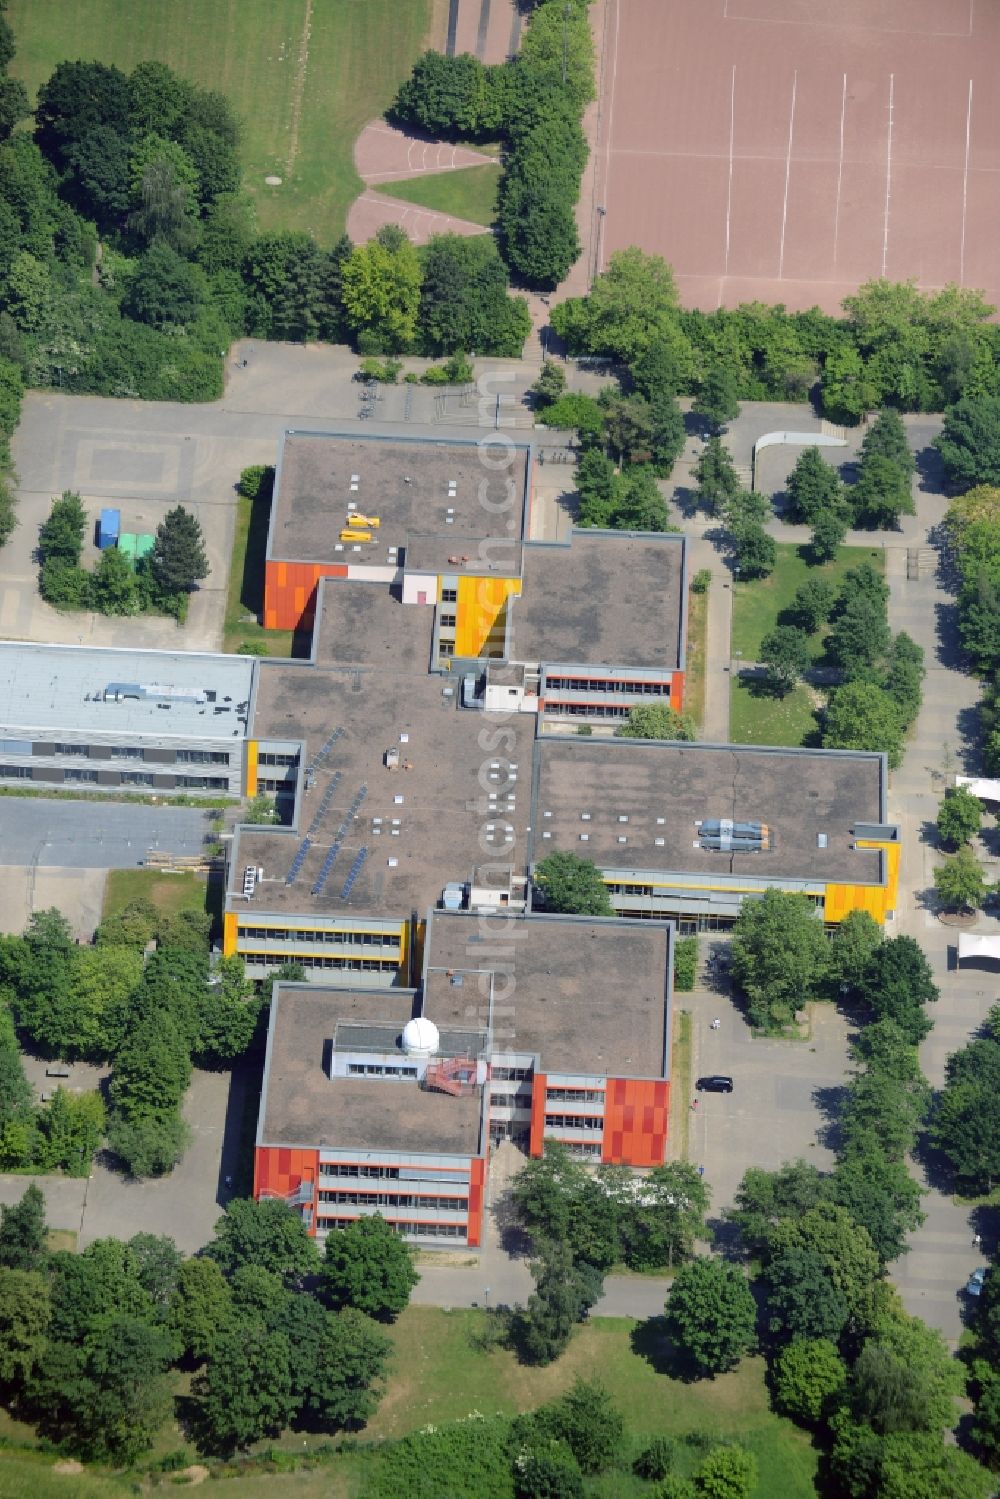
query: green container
[
  {"left": 136, "top": 533, "right": 155, "bottom": 561},
  {"left": 118, "top": 533, "right": 138, "bottom": 569}
]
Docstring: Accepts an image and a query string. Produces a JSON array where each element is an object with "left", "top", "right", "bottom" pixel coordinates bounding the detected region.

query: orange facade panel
[
  {"left": 467, "top": 1156, "right": 486, "bottom": 1247},
  {"left": 254, "top": 1145, "right": 320, "bottom": 1233},
  {"left": 264, "top": 560, "right": 349, "bottom": 631},
  {"left": 602, "top": 1078, "right": 670, "bottom": 1167},
  {"left": 529, "top": 1072, "right": 548, "bottom": 1157},
  {"left": 670, "top": 671, "right": 685, "bottom": 711}
]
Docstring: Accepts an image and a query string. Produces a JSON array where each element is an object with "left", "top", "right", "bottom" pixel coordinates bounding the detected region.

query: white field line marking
[
  {"left": 778, "top": 70, "right": 798, "bottom": 279},
  {"left": 602, "top": 0, "right": 621, "bottom": 249},
  {"left": 960, "top": 79, "right": 973, "bottom": 284},
  {"left": 285, "top": 0, "right": 313, "bottom": 173},
  {"left": 725, "top": 64, "right": 736, "bottom": 278},
  {"left": 969, "top": 0, "right": 975, "bottom": 37},
  {"left": 882, "top": 73, "right": 895, "bottom": 277},
  {"left": 833, "top": 73, "right": 847, "bottom": 267}
]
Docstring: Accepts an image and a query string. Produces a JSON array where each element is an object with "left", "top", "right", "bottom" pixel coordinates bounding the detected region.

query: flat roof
[
  {"left": 424, "top": 911, "right": 671, "bottom": 1079},
  {"left": 270, "top": 431, "right": 530, "bottom": 572},
  {"left": 532, "top": 739, "right": 885, "bottom": 886},
  {"left": 237, "top": 661, "right": 535, "bottom": 916},
  {"left": 259, "top": 984, "right": 482, "bottom": 1155},
  {"left": 312, "top": 579, "right": 436, "bottom": 673},
  {"left": 513, "top": 532, "right": 686, "bottom": 670},
  {"left": 0, "top": 642, "right": 254, "bottom": 738}
]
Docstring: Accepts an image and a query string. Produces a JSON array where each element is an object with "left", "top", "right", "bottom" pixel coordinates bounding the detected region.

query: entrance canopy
[{"left": 957, "top": 932, "right": 1000, "bottom": 964}]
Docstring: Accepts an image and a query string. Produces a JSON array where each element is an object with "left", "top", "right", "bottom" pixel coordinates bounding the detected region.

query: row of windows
[
  {"left": 57, "top": 745, "right": 232, "bottom": 765},
  {"left": 178, "top": 750, "right": 230, "bottom": 764},
  {"left": 0, "top": 765, "right": 224, "bottom": 789},
  {"left": 545, "top": 678, "right": 671, "bottom": 696},
  {"left": 545, "top": 1114, "right": 604, "bottom": 1132},
  {"left": 320, "top": 1164, "right": 401, "bottom": 1179},
  {"left": 240, "top": 952, "right": 398, "bottom": 971},
  {"left": 239, "top": 926, "right": 399, "bottom": 947},
  {"left": 318, "top": 1217, "right": 468, "bottom": 1239},
  {"left": 0, "top": 765, "right": 30, "bottom": 779},
  {"left": 258, "top": 778, "right": 295, "bottom": 793},
  {"left": 557, "top": 1142, "right": 603, "bottom": 1159},
  {"left": 346, "top": 1063, "right": 418, "bottom": 1079},
  {"left": 547, "top": 1088, "right": 605, "bottom": 1104},
  {"left": 549, "top": 703, "right": 633, "bottom": 719},
  {"left": 178, "top": 775, "right": 228, "bottom": 790},
  {"left": 318, "top": 1191, "right": 468, "bottom": 1212},
  {"left": 492, "top": 1066, "right": 532, "bottom": 1082},
  {"left": 258, "top": 752, "right": 299, "bottom": 767}
]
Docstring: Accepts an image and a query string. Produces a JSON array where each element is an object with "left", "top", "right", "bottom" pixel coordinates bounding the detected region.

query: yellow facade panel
[
  {"left": 245, "top": 740, "right": 258, "bottom": 798},
  {"left": 454, "top": 575, "right": 520, "bottom": 658},
  {"left": 223, "top": 910, "right": 238, "bottom": 957}
]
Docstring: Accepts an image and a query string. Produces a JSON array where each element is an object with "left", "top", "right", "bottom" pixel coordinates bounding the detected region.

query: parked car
[
  {"left": 967, "top": 1267, "right": 987, "bottom": 1297},
  {"left": 696, "top": 1075, "right": 734, "bottom": 1094}
]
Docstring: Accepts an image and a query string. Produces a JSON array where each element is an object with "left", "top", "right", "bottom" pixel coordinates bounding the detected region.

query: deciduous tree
[
  {"left": 664, "top": 1258, "right": 757, "bottom": 1376},
  {"left": 322, "top": 1213, "right": 419, "bottom": 1321},
  {"left": 730, "top": 890, "right": 829, "bottom": 1031},
  {"left": 616, "top": 702, "right": 695, "bottom": 741}
]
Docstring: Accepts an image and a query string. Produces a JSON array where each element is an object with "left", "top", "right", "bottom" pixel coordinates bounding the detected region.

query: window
[
  {"left": 346, "top": 1063, "right": 417, "bottom": 1079},
  {"left": 441, "top": 588, "right": 458, "bottom": 603},
  {"left": 259, "top": 752, "right": 299, "bottom": 768},
  {"left": 240, "top": 926, "right": 399, "bottom": 948},
  {"left": 319, "top": 1190, "right": 468, "bottom": 1212},
  {"left": 545, "top": 1114, "right": 604, "bottom": 1132},
  {"left": 177, "top": 750, "right": 230, "bottom": 765},
  {"left": 120, "top": 773, "right": 154, "bottom": 786},
  {"left": 492, "top": 1066, "right": 532, "bottom": 1082},
  {"left": 64, "top": 769, "right": 98, "bottom": 783},
  {"left": 439, "top": 640, "right": 455, "bottom": 658},
  {"left": 111, "top": 746, "right": 143, "bottom": 760},
  {"left": 0, "top": 765, "right": 31, "bottom": 779},
  {"left": 176, "top": 775, "right": 228, "bottom": 790},
  {"left": 321, "top": 1163, "right": 400, "bottom": 1180},
  {"left": 439, "top": 613, "right": 457, "bottom": 629},
  {"left": 559, "top": 1142, "right": 603, "bottom": 1160},
  {"left": 547, "top": 1088, "right": 604, "bottom": 1104},
  {"left": 53, "top": 743, "right": 88, "bottom": 756}
]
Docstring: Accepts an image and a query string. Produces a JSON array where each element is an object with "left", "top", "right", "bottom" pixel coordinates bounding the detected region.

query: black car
[{"left": 696, "top": 1075, "right": 734, "bottom": 1094}]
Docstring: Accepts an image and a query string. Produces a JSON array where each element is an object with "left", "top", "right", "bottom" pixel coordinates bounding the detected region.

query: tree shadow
[
  {"left": 630, "top": 1315, "right": 689, "bottom": 1378},
  {"left": 705, "top": 1215, "right": 744, "bottom": 1262},
  {"left": 956, "top": 703, "right": 984, "bottom": 774},
  {"left": 812, "top": 1084, "right": 848, "bottom": 1153},
  {"left": 493, "top": 1189, "right": 533, "bottom": 1259},
  {"left": 932, "top": 599, "right": 968, "bottom": 671},
  {"left": 837, "top": 459, "right": 861, "bottom": 486},
  {"left": 915, "top": 442, "right": 947, "bottom": 497},
  {"left": 911, "top": 1130, "right": 960, "bottom": 1197}
]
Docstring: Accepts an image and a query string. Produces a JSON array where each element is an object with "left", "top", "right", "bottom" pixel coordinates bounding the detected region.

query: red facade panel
[
  {"left": 670, "top": 670, "right": 685, "bottom": 710},
  {"left": 467, "top": 1156, "right": 486, "bottom": 1247},
  {"left": 601, "top": 1078, "right": 670, "bottom": 1167},
  {"left": 264, "top": 560, "right": 349, "bottom": 631},
  {"left": 529, "top": 1072, "right": 548, "bottom": 1157},
  {"left": 254, "top": 1144, "right": 320, "bottom": 1234}
]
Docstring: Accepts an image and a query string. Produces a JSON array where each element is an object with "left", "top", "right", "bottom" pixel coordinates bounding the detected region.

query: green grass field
[
  {"left": 224, "top": 490, "right": 295, "bottom": 658},
  {"left": 731, "top": 542, "right": 885, "bottom": 663},
  {"left": 102, "top": 867, "right": 222, "bottom": 932},
  {"left": 730, "top": 678, "right": 821, "bottom": 749},
  {"left": 378, "top": 163, "right": 500, "bottom": 227},
  {"left": 8, "top": 0, "right": 433, "bottom": 243},
  {"left": 684, "top": 585, "right": 708, "bottom": 734}
]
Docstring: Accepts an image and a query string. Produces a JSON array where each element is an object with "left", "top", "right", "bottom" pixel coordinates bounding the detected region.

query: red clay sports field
[{"left": 590, "top": 0, "right": 999, "bottom": 312}]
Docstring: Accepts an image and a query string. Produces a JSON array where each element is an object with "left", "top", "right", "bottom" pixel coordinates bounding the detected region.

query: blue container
[{"left": 98, "top": 508, "right": 120, "bottom": 550}]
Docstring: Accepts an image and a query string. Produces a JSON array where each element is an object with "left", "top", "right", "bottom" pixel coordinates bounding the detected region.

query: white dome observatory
[{"left": 401, "top": 1017, "right": 440, "bottom": 1058}]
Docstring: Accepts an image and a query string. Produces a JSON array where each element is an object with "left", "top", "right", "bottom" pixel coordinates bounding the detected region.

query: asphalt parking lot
[{"left": 0, "top": 797, "right": 211, "bottom": 867}]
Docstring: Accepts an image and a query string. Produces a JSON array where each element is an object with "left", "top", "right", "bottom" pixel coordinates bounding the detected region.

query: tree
[
  {"left": 533, "top": 851, "right": 613, "bottom": 916},
  {"left": 124, "top": 241, "right": 206, "bottom": 327},
  {"left": 730, "top": 890, "right": 829, "bottom": 1031},
  {"left": 693, "top": 436, "right": 741, "bottom": 514},
  {"left": 934, "top": 845, "right": 989, "bottom": 912},
  {"left": 531, "top": 360, "right": 566, "bottom": 408},
  {"left": 830, "top": 1420, "right": 991, "bottom": 1499},
  {"left": 772, "top": 1337, "right": 847, "bottom": 1425},
  {"left": 695, "top": 1445, "right": 759, "bottom": 1499},
  {"left": 390, "top": 52, "right": 497, "bottom": 140},
  {"left": 513, "top": 1240, "right": 604, "bottom": 1365},
  {"left": 810, "top": 505, "right": 849, "bottom": 563},
  {"left": 168, "top": 1258, "right": 232, "bottom": 1365},
  {"left": 823, "top": 681, "right": 904, "bottom": 768},
  {"left": 633, "top": 1437, "right": 677, "bottom": 1481},
  {"left": 693, "top": 366, "right": 739, "bottom": 434},
  {"left": 34, "top": 1088, "right": 105, "bottom": 1174},
  {"left": 322, "top": 1213, "right": 419, "bottom": 1321},
  {"left": 730, "top": 1160, "right": 826, "bottom": 1259},
  {"left": 0, "top": 77, "right": 29, "bottom": 143},
  {"left": 127, "top": 60, "right": 193, "bottom": 136},
  {"left": 759, "top": 625, "right": 810, "bottom": 695},
  {"left": 106, "top": 1109, "right": 190, "bottom": 1180},
  {"left": 664, "top": 1258, "right": 757, "bottom": 1376},
  {"left": 791, "top": 577, "right": 834, "bottom": 632},
  {"left": 850, "top": 453, "right": 914, "bottom": 530},
  {"left": 341, "top": 231, "right": 422, "bottom": 352},
  {"left": 193, "top": 1322, "right": 295, "bottom": 1454},
  {"left": 206, "top": 1197, "right": 319, "bottom": 1282},
  {"left": 0, "top": 1183, "right": 46, "bottom": 1271},
  {"left": 764, "top": 1247, "right": 849, "bottom": 1343},
  {"left": 514, "top": 1439, "right": 584, "bottom": 1499},
  {"left": 826, "top": 595, "right": 891, "bottom": 677},
  {"left": 829, "top": 1152, "right": 925, "bottom": 1265},
  {"left": 551, "top": 247, "right": 685, "bottom": 365},
  {"left": 648, "top": 392, "right": 686, "bottom": 475},
  {"left": 35, "top": 61, "right": 131, "bottom": 164},
  {"left": 38, "top": 490, "right": 86, "bottom": 563},
  {"left": 616, "top": 703, "right": 695, "bottom": 741},
  {"left": 0, "top": 1266, "right": 49, "bottom": 1386},
  {"left": 151, "top": 504, "right": 208, "bottom": 594},
  {"left": 930, "top": 1039, "right": 1000, "bottom": 1194},
  {"left": 935, "top": 395, "right": 1000, "bottom": 488},
  {"left": 936, "top": 786, "right": 982, "bottom": 849},
  {"left": 292, "top": 1303, "right": 391, "bottom": 1431},
  {"left": 31, "top": 1314, "right": 174, "bottom": 1464},
  {"left": 971, "top": 1375, "right": 1000, "bottom": 1469},
  {"left": 766, "top": 1203, "right": 882, "bottom": 1334},
  {"left": 511, "top": 1144, "right": 622, "bottom": 1270},
  {"left": 418, "top": 234, "right": 529, "bottom": 358},
  {"left": 727, "top": 492, "right": 776, "bottom": 579},
  {"left": 784, "top": 447, "right": 843, "bottom": 525},
  {"left": 128, "top": 148, "right": 200, "bottom": 253},
  {"left": 863, "top": 937, "right": 938, "bottom": 1041},
  {"left": 848, "top": 1309, "right": 964, "bottom": 1435},
  {"left": 609, "top": 466, "right": 669, "bottom": 531},
  {"left": 860, "top": 409, "right": 914, "bottom": 475},
  {"left": 91, "top": 544, "right": 139, "bottom": 616},
  {"left": 194, "top": 955, "right": 261, "bottom": 1065},
  {"left": 525, "top": 1380, "right": 625, "bottom": 1475},
  {"left": 64, "top": 125, "right": 131, "bottom": 229},
  {"left": 830, "top": 910, "right": 883, "bottom": 998}
]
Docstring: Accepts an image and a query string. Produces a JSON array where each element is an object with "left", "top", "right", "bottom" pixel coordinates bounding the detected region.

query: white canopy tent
[
  {"left": 957, "top": 932, "right": 1000, "bottom": 964},
  {"left": 956, "top": 776, "right": 1000, "bottom": 802}
]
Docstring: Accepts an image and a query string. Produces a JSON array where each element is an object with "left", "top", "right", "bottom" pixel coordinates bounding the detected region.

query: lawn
[
  {"left": 731, "top": 542, "right": 885, "bottom": 663},
  {"left": 378, "top": 163, "right": 500, "bottom": 227},
  {"left": 684, "top": 585, "right": 708, "bottom": 734},
  {"left": 0, "top": 1452, "right": 133, "bottom": 1499},
  {"left": 669, "top": 1008, "right": 692, "bottom": 1161},
  {"left": 224, "top": 490, "right": 295, "bottom": 658},
  {"left": 8, "top": 0, "right": 434, "bottom": 244},
  {"left": 730, "top": 678, "right": 821, "bottom": 749},
  {"left": 102, "top": 867, "right": 222, "bottom": 932}
]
